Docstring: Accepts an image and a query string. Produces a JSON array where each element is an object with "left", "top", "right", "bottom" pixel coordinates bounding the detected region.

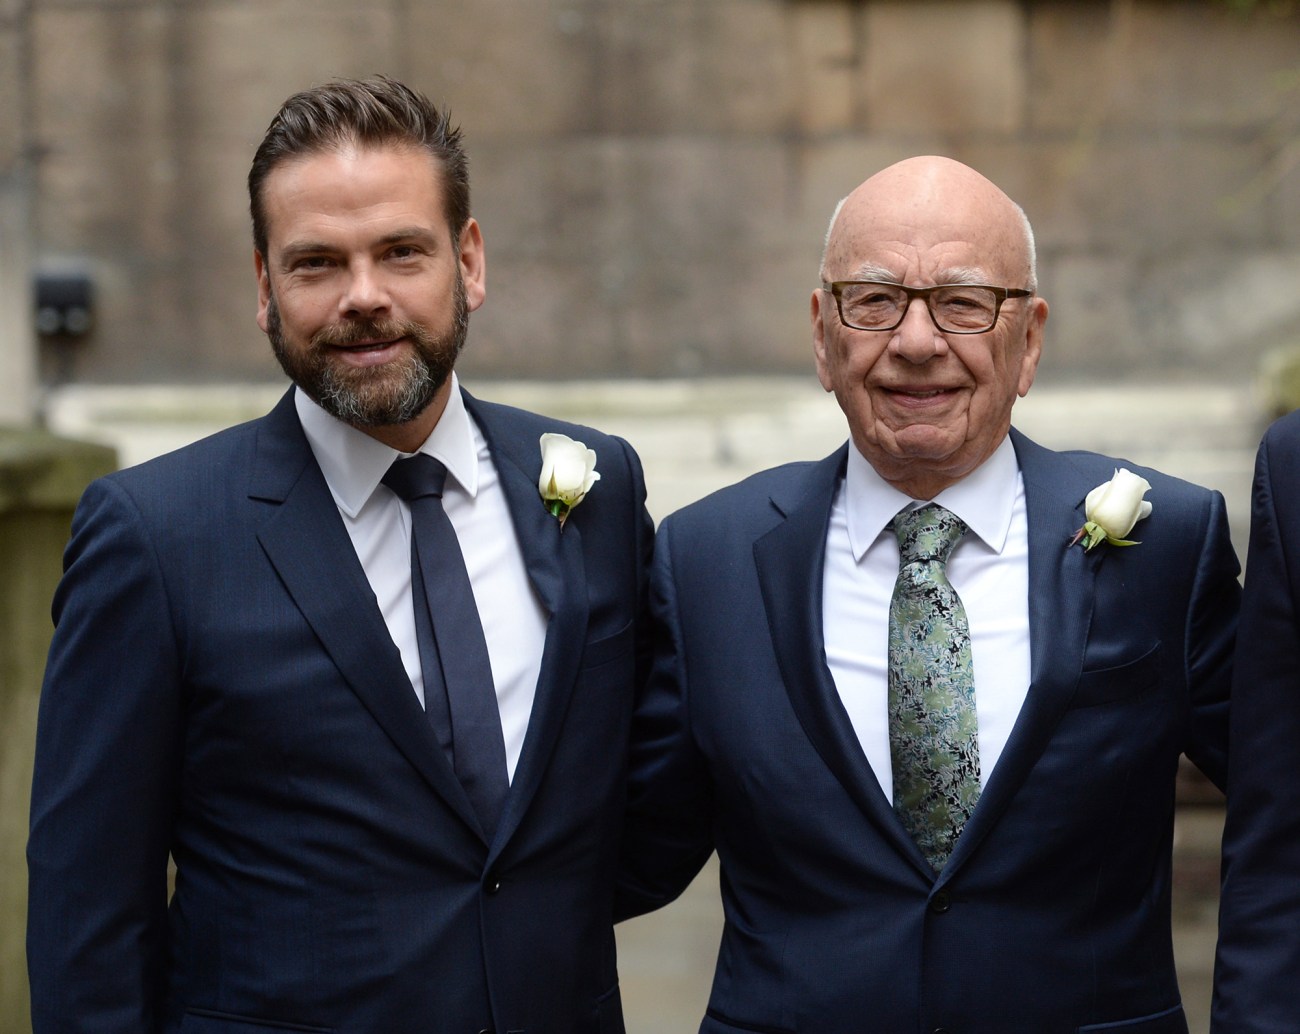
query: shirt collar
[
  {"left": 294, "top": 372, "right": 479, "bottom": 518},
  {"left": 844, "top": 433, "right": 1020, "bottom": 561}
]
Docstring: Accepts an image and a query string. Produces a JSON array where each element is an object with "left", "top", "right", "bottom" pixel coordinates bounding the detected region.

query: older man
[
  {"left": 28, "top": 76, "right": 651, "bottom": 1033},
  {"left": 618, "top": 156, "right": 1238, "bottom": 1033}
]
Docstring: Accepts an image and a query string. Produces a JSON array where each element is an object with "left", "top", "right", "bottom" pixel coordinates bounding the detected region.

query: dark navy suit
[
  {"left": 28, "top": 388, "right": 652, "bottom": 1034},
  {"left": 619, "top": 429, "right": 1238, "bottom": 1034},
  {"left": 1214, "top": 408, "right": 1300, "bottom": 1033}
]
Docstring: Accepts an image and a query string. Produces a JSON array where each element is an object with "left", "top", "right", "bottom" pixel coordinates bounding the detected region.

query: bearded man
[{"left": 28, "top": 75, "right": 652, "bottom": 1034}]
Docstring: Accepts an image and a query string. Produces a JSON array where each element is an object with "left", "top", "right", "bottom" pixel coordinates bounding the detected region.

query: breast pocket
[
  {"left": 1069, "top": 642, "right": 1163, "bottom": 710},
  {"left": 581, "top": 618, "right": 635, "bottom": 672},
  {"left": 180, "top": 1009, "right": 334, "bottom": 1033},
  {"left": 1076, "top": 1001, "right": 1186, "bottom": 1032}
]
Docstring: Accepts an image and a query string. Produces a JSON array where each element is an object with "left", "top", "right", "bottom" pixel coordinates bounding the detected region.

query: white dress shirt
[
  {"left": 295, "top": 375, "right": 548, "bottom": 781},
  {"left": 822, "top": 435, "right": 1032, "bottom": 799}
]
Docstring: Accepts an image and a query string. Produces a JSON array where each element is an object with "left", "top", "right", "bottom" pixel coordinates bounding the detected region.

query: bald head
[{"left": 820, "top": 156, "right": 1036, "bottom": 292}]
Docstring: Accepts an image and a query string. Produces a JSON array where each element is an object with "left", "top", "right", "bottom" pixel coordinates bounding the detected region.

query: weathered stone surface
[
  {"left": 1003, "top": 137, "right": 1274, "bottom": 254},
  {"left": 1030, "top": 1, "right": 1300, "bottom": 132},
  {"left": 31, "top": 8, "right": 174, "bottom": 247},
  {"left": 469, "top": 134, "right": 806, "bottom": 375},
  {"left": 0, "top": 179, "right": 36, "bottom": 427},
  {"left": 860, "top": 1, "right": 1026, "bottom": 135},
  {"left": 0, "top": 28, "right": 22, "bottom": 169},
  {"left": 791, "top": 1, "right": 858, "bottom": 135},
  {"left": 405, "top": 0, "right": 599, "bottom": 137},
  {"left": 589, "top": 0, "right": 795, "bottom": 134},
  {"left": 1034, "top": 253, "right": 1145, "bottom": 374},
  {"left": 175, "top": 1, "right": 401, "bottom": 146},
  {"left": 10, "top": 0, "right": 1300, "bottom": 385},
  {"left": 1142, "top": 248, "right": 1300, "bottom": 368}
]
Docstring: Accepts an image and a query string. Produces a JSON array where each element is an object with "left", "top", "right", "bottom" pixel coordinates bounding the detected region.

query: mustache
[{"left": 311, "top": 318, "right": 424, "bottom": 349}]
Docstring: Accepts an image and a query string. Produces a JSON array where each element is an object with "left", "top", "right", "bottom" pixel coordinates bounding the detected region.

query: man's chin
[{"left": 312, "top": 370, "right": 446, "bottom": 428}]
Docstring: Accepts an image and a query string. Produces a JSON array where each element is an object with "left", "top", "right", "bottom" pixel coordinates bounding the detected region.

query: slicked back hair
[{"left": 249, "top": 75, "right": 469, "bottom": 257}]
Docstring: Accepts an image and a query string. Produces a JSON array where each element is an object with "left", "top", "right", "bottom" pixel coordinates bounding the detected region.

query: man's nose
[
  {"left": 339, "top": 263, "right": 391, "bottom": 319},
  {"left": 890, "top": 297, "right": 947, "bottom": 364}
]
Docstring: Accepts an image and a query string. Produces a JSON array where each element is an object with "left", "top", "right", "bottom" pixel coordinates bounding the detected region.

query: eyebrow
[
  {"left": 277, "top": 227, "right": 443, "bottom": 264},
  {"left": 843, "top": 264, "right": 995, "bottom": 286}
]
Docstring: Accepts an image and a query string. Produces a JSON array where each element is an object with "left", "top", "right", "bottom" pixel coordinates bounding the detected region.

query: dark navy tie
[{"left": 383, "top": 454, "right": 508, "bottom": 839}]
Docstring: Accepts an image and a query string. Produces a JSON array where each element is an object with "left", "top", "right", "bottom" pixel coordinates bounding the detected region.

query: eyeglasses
[{"left": 821, "top": 280, "right": 1033, "bottom": 335}]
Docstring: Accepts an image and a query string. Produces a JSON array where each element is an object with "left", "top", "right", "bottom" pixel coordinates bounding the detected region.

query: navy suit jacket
[
  {"left": 28, "top": 387, "right": 653, "bottom": 1034},
  {"left": 617, "top": 429, "right": 1238, "bottom": 1034},
  {"left": 1213, "top": 409, "right": 1300, "bottom": 1033}
]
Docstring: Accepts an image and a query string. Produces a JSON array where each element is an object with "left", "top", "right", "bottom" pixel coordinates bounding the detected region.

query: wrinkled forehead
[{"left": 827, "top": 161, "right": 1028, "bottom": 282}]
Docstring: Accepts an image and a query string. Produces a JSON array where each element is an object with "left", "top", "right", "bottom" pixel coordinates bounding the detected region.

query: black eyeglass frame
[{"left": 821, "top": 280, "right": 1034, "bottom": 335}]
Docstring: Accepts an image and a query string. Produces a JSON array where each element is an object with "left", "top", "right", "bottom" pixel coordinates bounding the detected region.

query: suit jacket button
[
  {"left": 477, "top": 1029, "right": 495, "bottom": 1034},
  {"left": 485, "top": 871, "right": 502, "bottom": 895},
  {"left": 929, "top": 890, "right": 951, "bottom": 914}
]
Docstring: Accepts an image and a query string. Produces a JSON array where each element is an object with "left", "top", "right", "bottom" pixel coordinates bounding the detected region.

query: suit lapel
[
  {"left": 251, "top": 391, "right": 484, "bottom": 836},
  {"left": 463, "top": 393, "right": 589, "bottom": 856},
  {"left": 754, "top": 446, "right": 932, "bottom": 874},
  {"left": 941, "top": 429, "right": 1100, "bottom": 879}
]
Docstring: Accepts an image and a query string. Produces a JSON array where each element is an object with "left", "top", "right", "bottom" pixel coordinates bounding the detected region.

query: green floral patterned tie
[{"left": 888, "top": 504, "right": 980, "bottom": 873}]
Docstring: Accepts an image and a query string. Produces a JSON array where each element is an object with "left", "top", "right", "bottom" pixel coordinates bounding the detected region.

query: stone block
[
  {"left": 31, "top": 9, "right": 175, "bottom": 251},
  {"left": 590, "top": 0, "right": 794, "bottom": 134},
  {"left": 0, "top": 29, "right": 22, "bottom": 170},
  {"left": 470, "top": 138, "right": 621, "bottom": 265},
  {"left": 791, "top": 1, "right": 858, "bottom": 135},
  {"left": 1001, "top": 138, "right": 1273, "bottom": 256},
  {"left": 458, "top": 254, "right": 620, "bottom": 380},
  {"left": 1142, "top": 248, "right": 1300, "bottom": 371},
  {"left": 595, "top": 136, "right": 795, "bottom": 258},
  {"left": 0, "top": 178, "right": 36, "bottom": 427},
  {"left": 860, "top": 1, "right": 1026, "bottom": 135},
  {"left": 1030, "top": 1, "right": 1300, "bottom": 133},
  {"left": 175, "top": 1, "right": 401, "bottom": 147},
  {"left": 1032, "top": 252, "right": 1144, "bottom": 375},
  {"left": 469, "top": 134, "right": 806, "bottom": 376},
  {"left": 404, "top": 0, "right": 597, "bottom": 138}
]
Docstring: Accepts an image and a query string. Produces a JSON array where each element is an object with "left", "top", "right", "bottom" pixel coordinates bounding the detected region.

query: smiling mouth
[
  {"left": 891, "top": 387, "right": 952, "bottom": 399},
  {"left": 334, "top": 338, "right": 402, "bottom": 352}
]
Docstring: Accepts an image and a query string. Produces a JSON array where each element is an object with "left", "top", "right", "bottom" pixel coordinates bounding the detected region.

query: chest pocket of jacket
[{"left": 1069, "top": 642, "right": 1162, "bottom": 710}]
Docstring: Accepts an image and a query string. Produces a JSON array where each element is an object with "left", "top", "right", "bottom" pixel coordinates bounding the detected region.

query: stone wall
[
  {"left": 0, "top": 0, "right": 36, "bottom": 425},
  {"left": 12, "top": 0, "right": 1300, "bottom": 386}
]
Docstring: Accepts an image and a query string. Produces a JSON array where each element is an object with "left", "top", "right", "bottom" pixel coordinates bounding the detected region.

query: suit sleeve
[
  {"left": 27, "top": 477, "right": 183, "bottom": 1033},
  {"left": 615, "top": 519, "right": 716, "bottom": 921},
  {"left": 1180, "top": 486, "right": 1239, "bottom": 790},
  {"left": 1213, "top": 419, "right": 1300, "bottom": 1033}
]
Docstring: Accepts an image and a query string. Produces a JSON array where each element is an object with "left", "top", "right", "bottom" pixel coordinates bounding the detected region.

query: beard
[{"left": 266, "top": 275, "right": 469, "bottom": 428}]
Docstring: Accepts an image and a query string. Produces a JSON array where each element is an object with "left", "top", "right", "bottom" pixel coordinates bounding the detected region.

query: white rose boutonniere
[
  {"left": 1070, "top": 467, "right": 1153, "bottom": 552},
  {"left": 538, "top": 433, "right": 600, "bottom": 528}
]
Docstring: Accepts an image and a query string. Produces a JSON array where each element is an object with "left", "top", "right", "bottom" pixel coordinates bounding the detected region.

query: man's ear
[
  {"left": 1017, "top": 296, "right": 1049, "bottom": 397},
  {"left": 812, "top": 288, "right": 834, "bottom": 393},
  {"left": 255, "top": 251, "right": 271, "bottom": 333},
  {"left": 459, "top": 218, "right": 486, "bottom": 313}
]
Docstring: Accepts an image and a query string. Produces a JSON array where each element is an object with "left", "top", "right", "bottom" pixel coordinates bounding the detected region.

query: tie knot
[
  {"left": 382, "top": 454, "right": 449, "bottom": 502},
  {"left": 893, "top": 504, "right": 967, "bottom": 567}
]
